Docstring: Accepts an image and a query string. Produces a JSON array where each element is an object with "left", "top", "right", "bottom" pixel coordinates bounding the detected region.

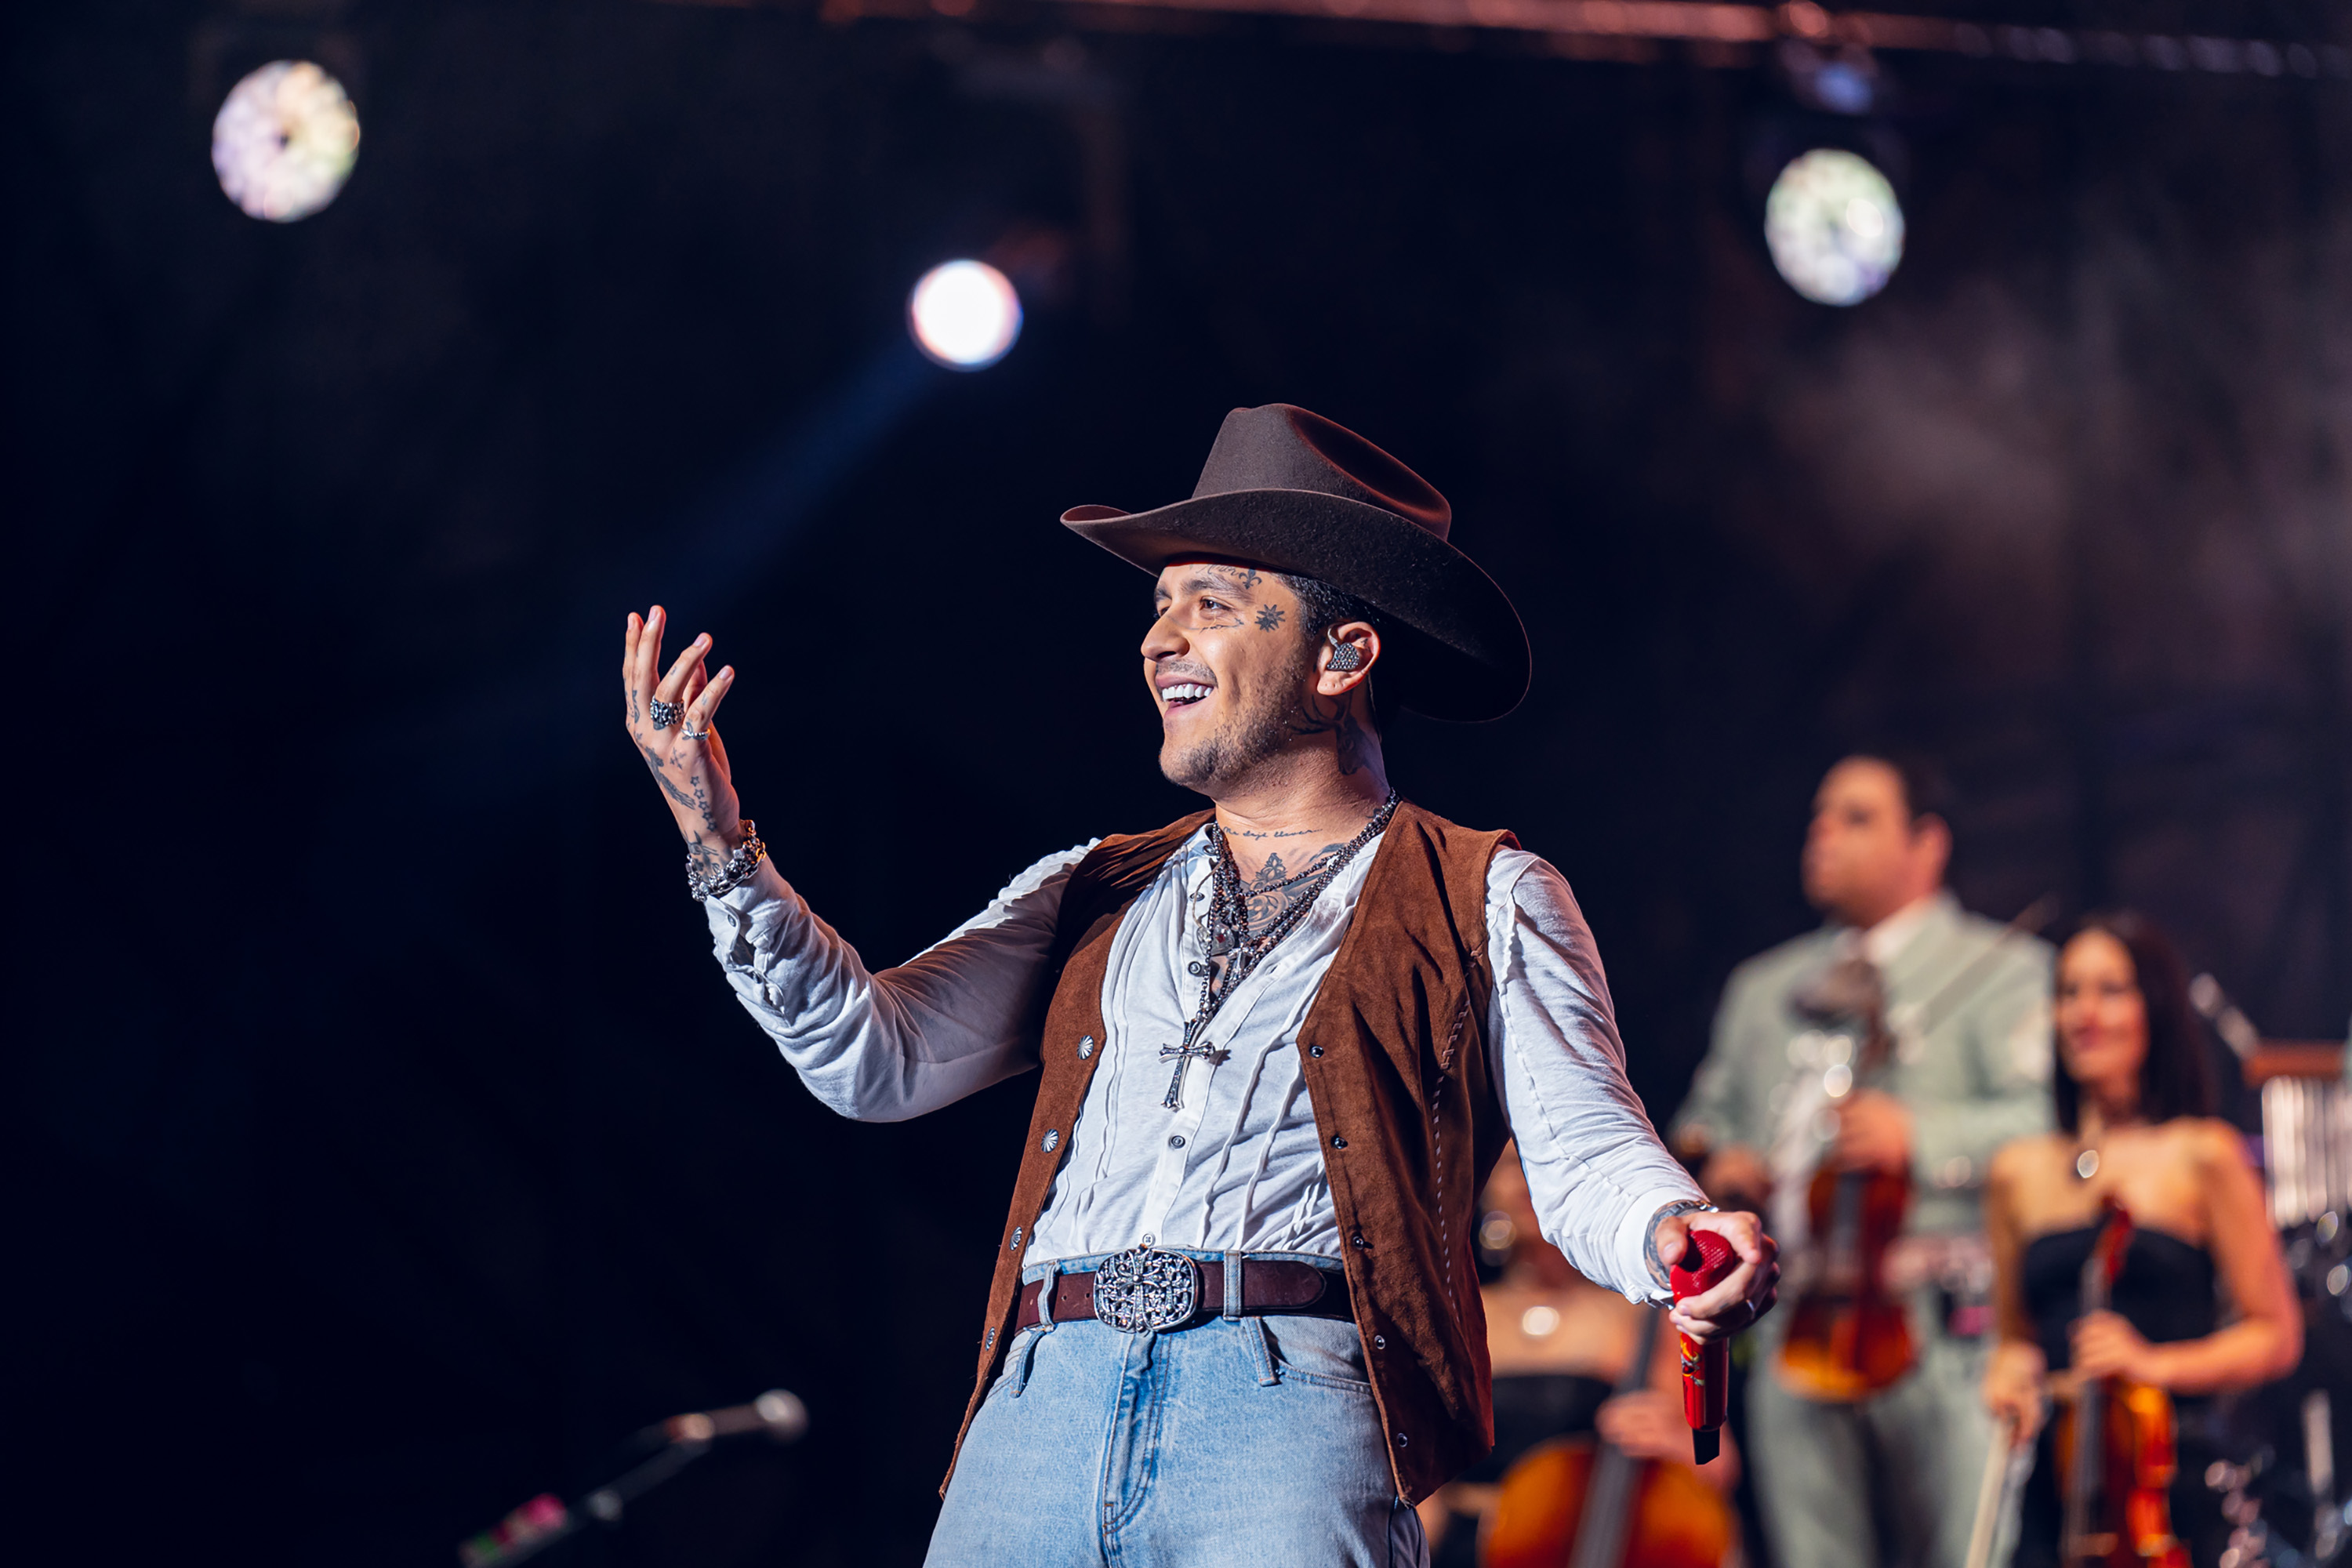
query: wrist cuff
[{"left": 1616, "top": 1185, "right": 1712, "bottom": 1305}]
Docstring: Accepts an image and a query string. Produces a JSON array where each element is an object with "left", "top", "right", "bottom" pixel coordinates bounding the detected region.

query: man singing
[{"left": 622, "top": 405, "right": 1777, "bottom": 1566}]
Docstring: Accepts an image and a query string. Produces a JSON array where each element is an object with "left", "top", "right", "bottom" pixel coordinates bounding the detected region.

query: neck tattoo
[{"left": 1156, "top": 790, "right": 1403, "bottom": 1111}]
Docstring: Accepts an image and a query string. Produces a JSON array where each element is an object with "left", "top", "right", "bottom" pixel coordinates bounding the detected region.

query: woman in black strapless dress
[{"left": 1981, "top": 913, "right": 2301, "bottom": 1567}]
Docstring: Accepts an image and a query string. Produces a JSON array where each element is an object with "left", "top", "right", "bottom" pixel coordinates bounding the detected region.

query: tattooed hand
[{"left": 623, "top": 605, "right": 744, "bottom": 876}]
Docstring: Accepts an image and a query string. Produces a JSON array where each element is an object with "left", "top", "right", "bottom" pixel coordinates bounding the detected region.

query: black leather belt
[{"left": 1017, "top": 1247, "right": 1352, "bottom": 1334}]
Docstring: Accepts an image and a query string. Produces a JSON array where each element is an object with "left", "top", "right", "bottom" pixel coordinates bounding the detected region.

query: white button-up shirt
[{"left": 705, "top": 826, "right": 1703, "bottom": 1301}]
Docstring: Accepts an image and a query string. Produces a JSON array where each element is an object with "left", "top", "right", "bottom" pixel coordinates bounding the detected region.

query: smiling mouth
[{"left": 1160, "top": 682, "right": 1214, "bottom": 710}]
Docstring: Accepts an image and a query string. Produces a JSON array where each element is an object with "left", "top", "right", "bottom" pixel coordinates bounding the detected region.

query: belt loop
[
  {"left": 1250, "top": 1316, "right": 1281, "bottom": 1385},
  {"left": 1037, "top": 1262, "right": 1059, "bottom": 1330},
  {"left": 1223, "top": 1250, "right": 1244, "bottom": 1322}
]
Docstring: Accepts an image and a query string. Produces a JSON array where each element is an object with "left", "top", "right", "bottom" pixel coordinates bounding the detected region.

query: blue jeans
[{"left": 927, "top": 1255, "right": 1428, "bottom": 1567}]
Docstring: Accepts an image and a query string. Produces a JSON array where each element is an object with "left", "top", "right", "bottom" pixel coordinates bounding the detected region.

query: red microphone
[{"left": 1671, "top": 1225, "right": 1738, "bottom": 1465}]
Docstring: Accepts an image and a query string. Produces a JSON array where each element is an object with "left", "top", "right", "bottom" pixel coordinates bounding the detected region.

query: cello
[
  {"left": 1482, "top": 1307, "right": 1736, "bottom": 1568},
  {"left": 1774, "top": 953, "right": 1915, "bottom": 1400},
  {"left": 2053, "top": 1203, "right": 2189, "bottom": 1568}
]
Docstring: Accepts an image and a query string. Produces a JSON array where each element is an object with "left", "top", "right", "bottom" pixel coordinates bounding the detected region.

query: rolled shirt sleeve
[
  {"left": 1487, "top": 849, "right": 1707, "bottom": 1304},
  {"left": 702, "top": 841, "right": 1094, "bottom": 1122}
]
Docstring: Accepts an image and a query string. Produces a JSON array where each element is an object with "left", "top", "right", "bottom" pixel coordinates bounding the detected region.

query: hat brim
[{"left": 1063, "top": 488, "right": 1530, "bottom": 723}]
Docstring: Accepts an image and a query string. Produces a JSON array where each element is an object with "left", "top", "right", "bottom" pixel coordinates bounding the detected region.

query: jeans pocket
[
  {"left": 1264, "top": 1314, "right": 1374, "bottom": 1392},
  {"left": 984, "top": 1325, "right": 1046, "bottom": 1403}
]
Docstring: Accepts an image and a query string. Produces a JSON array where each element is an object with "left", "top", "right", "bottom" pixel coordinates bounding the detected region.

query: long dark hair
[{"left": 2052, "top": 910, "right": 2216, "bottom": 1133}]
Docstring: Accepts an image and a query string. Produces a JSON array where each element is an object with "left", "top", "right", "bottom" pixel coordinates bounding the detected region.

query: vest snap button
[
  {"left": 1009, "top": 1226, "right": 1022, "bottom": 1250},
  {"left": 1352, "top": 1230, "right": 1367, "bottom": 1248},
  {"left": 1308, "top": 1045, "right": 1324, "bottom": 1058},
  {"left": 1331, "top": 1134, "right": 1347, "bottom": 1149},
  {"left": 1041, "top": 1129, "right": 1061, "bottom": 1152},
  {"left": 1373, "top": 1334, "right": 1386, "bottom": 1349},
  {"left": 1078, "top": 1035, "right": 1096, "bottom": 1059},
  {"left": 1396, "top": 1432, "right": 1409, "bottom": 1447}
]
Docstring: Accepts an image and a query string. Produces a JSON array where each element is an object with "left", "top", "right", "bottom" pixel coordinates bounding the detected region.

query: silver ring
[
  {"left": 648, "top": 697, "right": 684, "bottom": 730},
  {"left": 681, "top": 721, "right": 713, "bottom": 740}
]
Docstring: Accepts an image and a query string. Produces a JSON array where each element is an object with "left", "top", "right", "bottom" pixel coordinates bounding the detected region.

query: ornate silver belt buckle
[{"left": 1091, "top": 1245, "right": 1201, "bottom": 1334}]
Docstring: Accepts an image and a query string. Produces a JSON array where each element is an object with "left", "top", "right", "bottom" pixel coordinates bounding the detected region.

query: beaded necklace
[{"left": 1156, "top": 789, "right": 1402, "bottom": 1111}]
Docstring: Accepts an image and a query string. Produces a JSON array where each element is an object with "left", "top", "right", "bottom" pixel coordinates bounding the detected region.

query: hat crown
[{"left": 1192, "top": 404, "right": 1452, "bottom": 540}]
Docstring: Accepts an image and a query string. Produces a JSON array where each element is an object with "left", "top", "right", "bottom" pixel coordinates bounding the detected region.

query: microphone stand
[{"left": 457, "top": 1391, "right": 808, "bottom": 1567}]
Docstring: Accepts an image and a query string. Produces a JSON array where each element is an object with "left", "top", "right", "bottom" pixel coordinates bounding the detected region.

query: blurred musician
[
  {"left": 1982, "top": 913, "right": 2302, "bottom": 1567},
  {"left": 1671, "top": 753, "right": 2056, "bottom": 1568},
  {"left": 1417, "top": 1145, "right": 1738, "bottom": 1567}
]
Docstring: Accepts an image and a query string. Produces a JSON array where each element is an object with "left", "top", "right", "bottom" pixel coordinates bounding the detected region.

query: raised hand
[{"left": 623, "top": 605, "right": 743, "bottom": 880}]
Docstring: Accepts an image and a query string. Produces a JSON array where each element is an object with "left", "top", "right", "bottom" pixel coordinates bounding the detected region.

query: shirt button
[
  {"left": 1169, "top": 1134, "right": 1185, "bottom": 1149},
  {"left": 1330, "top": 1134, "right": 1348, "bottom": 1149},
  {"left": 1041, "top": 1129, "right": 1061, "bottom": 1152}
]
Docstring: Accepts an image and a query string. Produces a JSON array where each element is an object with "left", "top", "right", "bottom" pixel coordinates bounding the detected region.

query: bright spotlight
[
  {"left": 908, "top": 260, "right": 1022, "bottom": 370},
  {"left": 211, "top": 60, "right": 361, "bottom": 223},
  {"left": 1764, "top": 149, "right": 1904, "bottom": 307}
]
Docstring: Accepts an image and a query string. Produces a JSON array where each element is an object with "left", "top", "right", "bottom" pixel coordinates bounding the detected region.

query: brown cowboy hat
[{"left": 1061, "top": 404, "right": 1531, "bottom": 722}]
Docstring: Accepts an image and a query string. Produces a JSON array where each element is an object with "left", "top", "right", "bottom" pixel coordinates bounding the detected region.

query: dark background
[{"left": 9, "top": 2, "right": 2349, "bottom": 1563}]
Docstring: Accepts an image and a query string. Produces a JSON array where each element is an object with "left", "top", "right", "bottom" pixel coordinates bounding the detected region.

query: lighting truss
[{"left": 662, "top": 0, "right": 2350, "bottom": 76}]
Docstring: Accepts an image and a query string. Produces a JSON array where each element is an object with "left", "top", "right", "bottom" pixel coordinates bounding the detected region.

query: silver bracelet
[{"left": 688, "top": 820, "right": 767, "bottom": 902}]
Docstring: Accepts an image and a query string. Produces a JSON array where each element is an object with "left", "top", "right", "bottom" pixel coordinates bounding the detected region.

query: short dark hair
[
  {"left": 2051, "top": 909, "right": 2216, "bottom": 1134},
  {"left": 1842, "top": 750, "right": 1957, "bottom": 829},
  {"left": 1279, "top": 572, "right": 1399, "bottom": 730}
]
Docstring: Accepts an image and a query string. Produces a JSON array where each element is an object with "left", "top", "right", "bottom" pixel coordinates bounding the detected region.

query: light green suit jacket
[{"left": 1672, "top": 892, "right": 2056, "bottom": 1238}]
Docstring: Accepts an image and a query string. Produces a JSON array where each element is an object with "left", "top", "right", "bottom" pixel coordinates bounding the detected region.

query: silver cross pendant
[{"left": 1158, "top": 1039, "right": 1230, "bottom": 1111}]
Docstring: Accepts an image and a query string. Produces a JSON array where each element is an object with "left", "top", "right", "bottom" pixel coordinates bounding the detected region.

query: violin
[
  {"left": 1483, "top": 1308, "right": 1736, "bottom": 1568},
  {"left": 2053, "top": 1204, "right": 2188, "bottom": 1568},
  {"left": 1775, "top": 960, "right": 1916, "bottom": 1401},
  {"left": 1773, "top": 896, "right": 2056, "bottom": 1403}
]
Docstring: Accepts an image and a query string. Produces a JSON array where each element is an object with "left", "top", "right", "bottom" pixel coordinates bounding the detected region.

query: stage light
[
  {"left": 908, "top": 260, "right": 1022, "bottom": 369},
  {"left": 1811, "top": 60, "right": 1875, "bottom": 113},
  {"left": 212, "top": 60, "right": 361, "bottom": 223},
  {"left": 1779, "top": 39, "right": 1881, "bottom": 114},
  {"left": 1763, "top": 149, "right": 1904, "bottom": 307}
]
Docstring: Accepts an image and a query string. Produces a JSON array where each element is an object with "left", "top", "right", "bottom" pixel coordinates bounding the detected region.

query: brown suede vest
[{"left": 946, "top": 800, "right": 1519, "bottom": 1504}]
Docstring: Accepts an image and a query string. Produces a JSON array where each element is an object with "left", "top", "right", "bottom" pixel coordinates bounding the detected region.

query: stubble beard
[{"left": 1158, "top": 643, "right": 1313, "bottom": 796}]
